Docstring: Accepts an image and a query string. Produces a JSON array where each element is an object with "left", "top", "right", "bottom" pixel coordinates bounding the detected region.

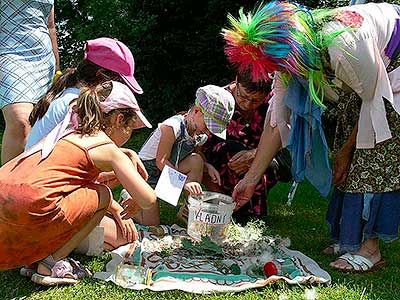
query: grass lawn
[{"left": 0, "top": 129, "right": 399, "bottom": 300}]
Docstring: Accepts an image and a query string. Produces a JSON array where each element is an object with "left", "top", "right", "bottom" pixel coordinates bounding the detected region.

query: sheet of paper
[{"left": 155, "top": 165, "right": 187, "bottom": 206}]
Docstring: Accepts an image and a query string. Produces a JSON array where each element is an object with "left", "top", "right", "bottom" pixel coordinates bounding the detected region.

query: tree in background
[
  {"left": 0, "top": 0, "right": 376, "bottom": 129},
  {"left": 0, "top": 0, "right": 387, "bottom": 129},
  {"left": 54, "top": 0, "right": 349, "bottom": 125}
]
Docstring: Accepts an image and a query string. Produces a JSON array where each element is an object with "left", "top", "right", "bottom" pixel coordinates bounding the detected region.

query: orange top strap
[{"left": 86, "top": 140, "right": 114, "bottom": 150}]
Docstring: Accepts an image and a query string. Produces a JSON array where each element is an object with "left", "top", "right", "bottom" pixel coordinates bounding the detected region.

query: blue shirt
[{"left": 25, "top": 87, "right": 80, "bottom": 150}]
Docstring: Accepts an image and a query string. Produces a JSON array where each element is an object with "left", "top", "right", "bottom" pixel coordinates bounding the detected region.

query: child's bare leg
[
  {"left": 132, "top": 201, "right": 160, "bottom": 226},
  {"left": 37, "top": 185, "right": 111, "bottom": 275},
  {"left": 100, "top": 215, "right": 136, "bottom": 251},
  {"left": 178, "top": 153, "right": 204, "bottom": 183}
]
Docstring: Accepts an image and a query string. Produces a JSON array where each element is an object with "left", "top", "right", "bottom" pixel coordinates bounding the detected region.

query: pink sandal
[{"left": 31, "top": 255, "right": 91, "bottom": 286}]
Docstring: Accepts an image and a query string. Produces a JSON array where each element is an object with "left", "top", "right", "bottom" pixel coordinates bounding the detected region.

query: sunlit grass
[{"left": 1, "top": 129, "right": 399, "bottom": 300}]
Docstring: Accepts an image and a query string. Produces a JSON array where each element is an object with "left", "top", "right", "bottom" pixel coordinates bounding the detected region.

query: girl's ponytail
[
  {"left": 29, "top": 67, "right": 79, "bottom": 125},
  {"left": 29, "top": 60, "right": 122, "bottom": 126},
  {"left": 75, "top": 83, "right": 112, "bottom": 134}
]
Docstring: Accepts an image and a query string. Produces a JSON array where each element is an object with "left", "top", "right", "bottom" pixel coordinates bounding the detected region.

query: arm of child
[
  {"left": 184, "top": 182, "right": 203, "bottom": 195},
  {"left": 157, "top": 125, "right": 204, "bottom": 195},
  {"left": 89, "top": 143, "right": 157, "bottom": 210},
  {"left": 108, "top": 199, "right": 138, "bottom": 242},
  {"left": 120, "top": 147, "right": 148, "bottom": 181},
  {"left": 96, "top": 149, "right": 148, "bottom": 189},
  {"left": 155, "top": 125, "right": 178, "bottom": 170}
]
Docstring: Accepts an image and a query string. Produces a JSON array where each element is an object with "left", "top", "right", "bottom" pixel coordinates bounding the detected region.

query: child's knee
[
  {"left": 97, "top": 185, "right": 112, "bottom": 210},
  {"left": 188, "top": 153, "right": 204, "bottom": 168}
]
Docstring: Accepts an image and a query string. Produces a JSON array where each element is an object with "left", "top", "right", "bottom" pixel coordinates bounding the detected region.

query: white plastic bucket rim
[{"left": 187, "top": 191, "right": 235, "bottom": 226}]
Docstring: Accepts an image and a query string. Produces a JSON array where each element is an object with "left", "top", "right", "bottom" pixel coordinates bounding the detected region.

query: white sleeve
[
  {"left": 265, "top": 73, "right": 291, "bottom": 147},
  {"left": 160, "top": 115, "right": 183, "bottom": 139},
  {"left": 329, "top": 37, "right": 392, "bottom": 148}
]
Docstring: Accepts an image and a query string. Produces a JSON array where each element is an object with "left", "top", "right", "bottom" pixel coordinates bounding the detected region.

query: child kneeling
[{"left": 126, "top": 85, "right": 235, "bottom": 225}]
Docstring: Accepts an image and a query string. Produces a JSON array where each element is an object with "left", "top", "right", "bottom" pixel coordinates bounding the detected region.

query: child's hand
[
  {"left": 184, "top": 182, "right": 203, "bottom": 195},
  {"left": 205, "top": 163, "right": 221, "bottom": 186},
  {"left": 121, "top": 197, "right": 142, "bottom": 220},
  {"left": 117, "top": 218, "right": 138, "bottom": 242}
]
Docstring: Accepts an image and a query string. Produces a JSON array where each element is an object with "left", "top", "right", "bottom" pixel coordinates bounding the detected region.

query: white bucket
[{"left": 187, "top": 191, "right": 235, "bottom": 243}]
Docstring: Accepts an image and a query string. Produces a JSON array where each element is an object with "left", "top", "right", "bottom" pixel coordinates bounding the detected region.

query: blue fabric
[
  {"left": 327, "top": 188, "right": 400, "bottom": 253},
  {"left": 0, "top": 0, "right": 55, "bottom": 108},
  {"left": 362, "top": 193, "right": 373, "bottom": 221},
  {"left": 283, "top": 77, "right": 332, "bottom": 197},
  {"left": 350, "top": 0, "right": 367, "bottom": 4},
  {"left": 25, "top": 87, "right": 80, "bottom": 150},
  {"left": 142, "top": 159, "right": 160, "bottom": 189}
]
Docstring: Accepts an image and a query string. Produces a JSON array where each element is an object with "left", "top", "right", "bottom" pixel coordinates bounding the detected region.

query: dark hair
[
  {"left": 29, "top": 60, "right": 123, "bottom": 125},
  {"left": 76, "top": 82, "right": 137, "bottom": 135},
  {"left": 237, "top": 69, "right": 272, "bottom": 94}
]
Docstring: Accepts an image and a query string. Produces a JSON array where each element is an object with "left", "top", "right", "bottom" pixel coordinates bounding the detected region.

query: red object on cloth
[{"left": 264, "top": 261, "right": 279, "bottom": 277}]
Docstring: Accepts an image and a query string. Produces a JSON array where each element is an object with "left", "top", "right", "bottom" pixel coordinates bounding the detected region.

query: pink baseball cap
[
  {"left": 100, "top": 81, "right": 152, "bottom": 129},
  {"left": 84, "top": 37, "right": 143, "bottom": 94}
]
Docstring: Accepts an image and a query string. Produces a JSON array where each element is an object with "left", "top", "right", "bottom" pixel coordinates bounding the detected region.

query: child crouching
[{"left": 125, "top": 85, "right": 235, "bottom": 225}]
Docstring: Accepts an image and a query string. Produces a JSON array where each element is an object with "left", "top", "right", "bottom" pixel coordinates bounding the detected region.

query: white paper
[{"left": 155, "top": 165, "right": 187, "bottom": 206}]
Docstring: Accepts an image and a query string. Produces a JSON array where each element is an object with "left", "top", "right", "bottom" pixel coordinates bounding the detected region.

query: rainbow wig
[{"left": 222, "top": 1, "right": 345, "bottom": 107}]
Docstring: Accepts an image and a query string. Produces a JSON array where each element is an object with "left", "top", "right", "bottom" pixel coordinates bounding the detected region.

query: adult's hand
[
  {"left": 332, "top": 146, "right": 353, "bottom": 185},
  {"left": 232, "top": 177, "right": 257, "bottom": 210},
  {"left": 120, "top": 148, "right": 148, "bottom": 181},
  {"left": 333, "top": 123, "right": 357, "bottom": 185},
  {"left": 228, "top": 149, "right": 256, "bottom": 175}
]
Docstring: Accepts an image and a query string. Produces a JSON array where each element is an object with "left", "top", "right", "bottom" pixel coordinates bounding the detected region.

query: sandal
[
  {"left": 331, "top": 253, "right": 387, "bottom": 273},
  {"left": 31, "top": 255, "right": 92, "bottom": 286},
  {"left": 20, "top": 267, "right": 36, "bottom": 278}
]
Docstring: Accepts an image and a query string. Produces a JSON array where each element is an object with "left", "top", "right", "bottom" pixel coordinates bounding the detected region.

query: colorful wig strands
[{"left": 222, "top": 1, "right": 345, "bottom": 107}]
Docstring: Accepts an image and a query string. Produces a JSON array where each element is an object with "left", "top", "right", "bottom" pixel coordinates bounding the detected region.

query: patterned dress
[
  {"left": 334, "top": 94, "right": 400, "bottom": 194},
  {"left": 0, "top": 0, "right": 55, "bottom": 108},
  {"left": 203, "top": 92, "right": 276, "bottom": 219},
  {"left": 326, "top": 45, "right": 400, "bottom": 253}
]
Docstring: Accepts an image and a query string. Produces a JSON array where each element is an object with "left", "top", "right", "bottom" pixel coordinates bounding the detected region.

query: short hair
[{"left": 237, "top": 69, "right": 271, "bottom": 94}]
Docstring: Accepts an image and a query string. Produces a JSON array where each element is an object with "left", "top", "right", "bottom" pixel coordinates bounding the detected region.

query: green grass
[{"left": 1, "top": 130, "right": 400, "bottom": 300}]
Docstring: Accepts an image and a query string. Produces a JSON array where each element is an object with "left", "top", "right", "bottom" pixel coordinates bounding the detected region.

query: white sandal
[{"left": 332, "top": 253, "right": 386, "bottom": 273}]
